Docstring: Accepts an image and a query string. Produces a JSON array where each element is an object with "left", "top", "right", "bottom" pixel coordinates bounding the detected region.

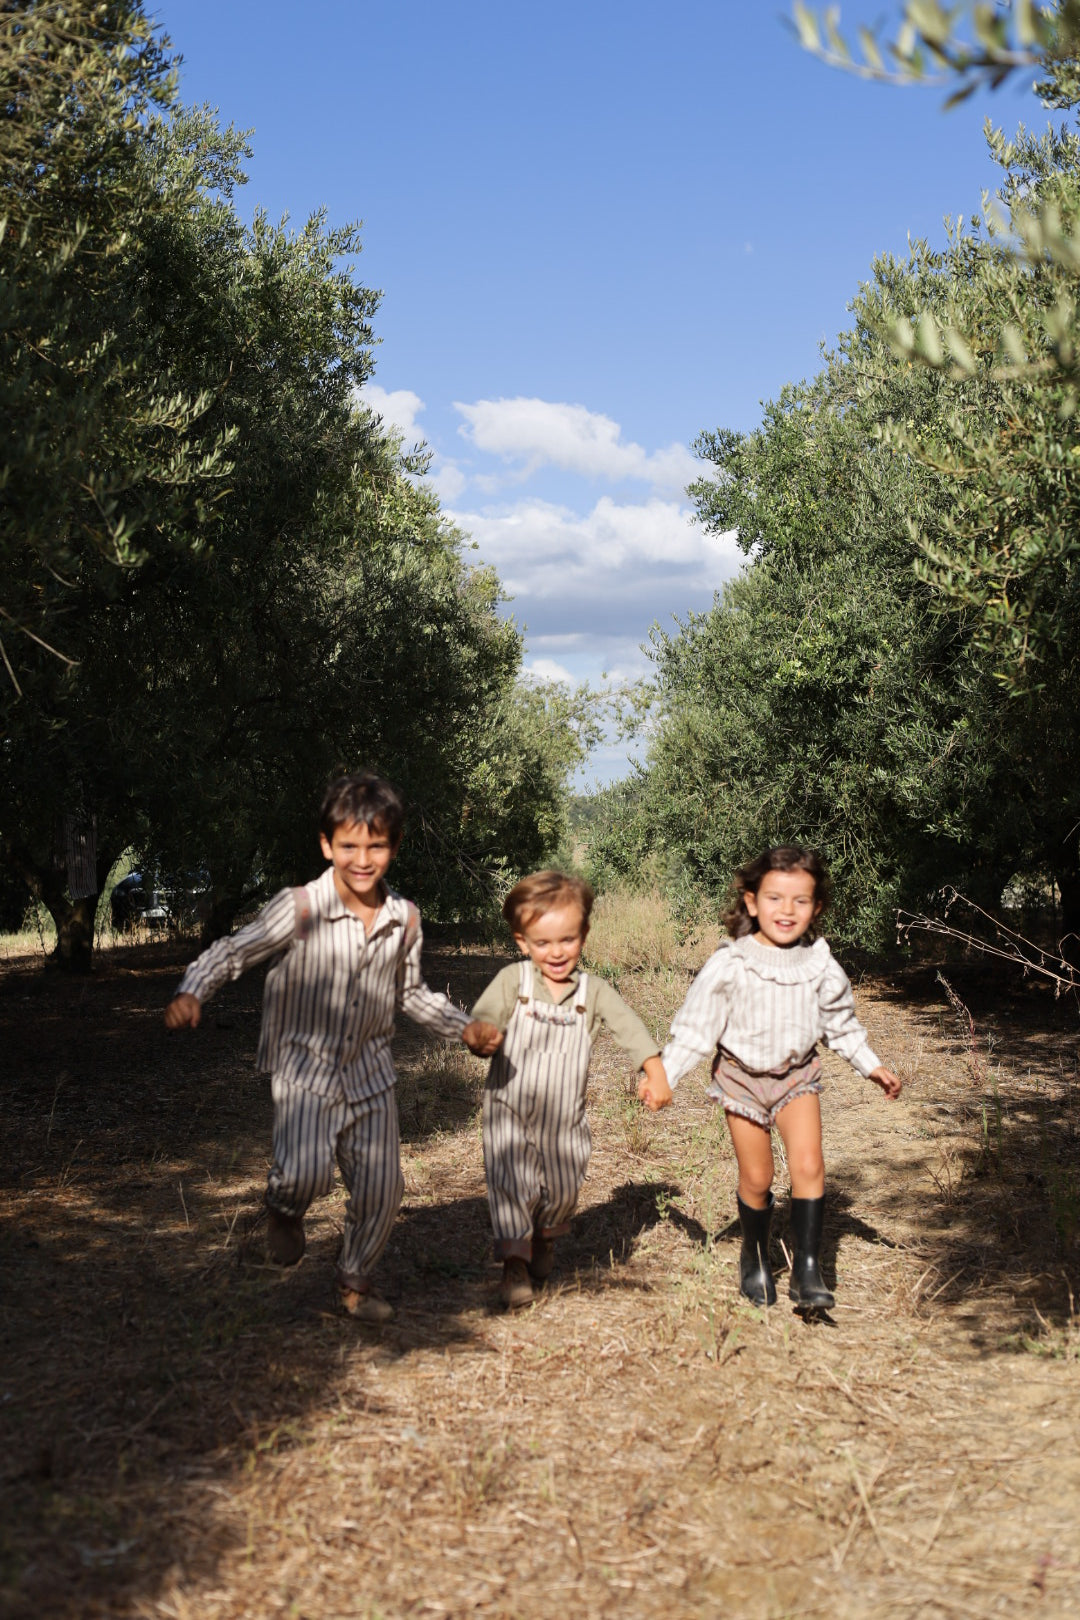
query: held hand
[
  {"left": 869, "top": 1065, "right": 902, "bottom": 1100},
  {"left": 164, "top": 993, "right": 202, "bottom": 1030},
  {"left": 637, "top": 1058, "right": 673, "bottom": 1112},
  {"left": 463, "top": 1019, "right": 503, "bottom": 1056}
]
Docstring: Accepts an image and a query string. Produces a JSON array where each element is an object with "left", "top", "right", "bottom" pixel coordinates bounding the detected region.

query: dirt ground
[{"left": 2, "top": 930, "right": 1080, "bottom": 1620}]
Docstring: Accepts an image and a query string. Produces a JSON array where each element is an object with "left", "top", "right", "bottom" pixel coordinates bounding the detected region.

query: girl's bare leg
[
  {"left": 726, "top": 1112, "right": 775, "bottom": 1208},
  {"left": 774, "top": 1093, "right": 825, "bottom": 1199}
]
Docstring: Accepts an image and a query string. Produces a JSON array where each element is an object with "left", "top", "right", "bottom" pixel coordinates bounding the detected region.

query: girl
[{"left": 639, "top": 847, "right": 900, "bottom": 1309}]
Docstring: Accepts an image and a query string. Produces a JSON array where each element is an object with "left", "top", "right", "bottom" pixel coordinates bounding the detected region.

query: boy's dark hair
[
  {"left": 503, "top": 870, "right": 594, "bottom": 935},
  {"left": 723, "top": 845, "right": 832, "bottom": 940},
  {"left": 319, "top": 773, "right": 405, "bottom": 844}
]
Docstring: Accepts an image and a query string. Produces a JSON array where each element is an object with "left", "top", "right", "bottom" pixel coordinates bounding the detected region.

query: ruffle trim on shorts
[{"left": 706, "top": 1077, "right": 824, "bottom": 1129}]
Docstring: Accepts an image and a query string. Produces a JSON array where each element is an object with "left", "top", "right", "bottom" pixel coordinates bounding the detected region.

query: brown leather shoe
[
  {"left": 339, "top": 1284, "right": 394, "bottom": 1323},
  {"left": 528, "top": 1236, "right": 555, "bottom": 1281},
  {"left": 265, "top": 1205, "right": 305, "bottom": 1266},
  {"left": 499, "top": 1257, "right": 533, "bottom": 1309}
]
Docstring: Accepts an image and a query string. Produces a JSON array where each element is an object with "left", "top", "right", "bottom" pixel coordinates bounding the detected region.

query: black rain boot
[
  {"left": 736, "top": 1192, "right": 776, "bottom": 1306},
  {"left": 788, "top": 1196, "right": 835, "bottom": 1309}
]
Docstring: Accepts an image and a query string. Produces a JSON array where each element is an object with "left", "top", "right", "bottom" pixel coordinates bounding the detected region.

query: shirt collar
[
  {"left": 523, "top": 960, "right": 582, "bottom": 1004},
  {"left": 315, "top": 867, "right": 405, "bottom": 936},
  {"left": 734, "top": 932, "right": 829, "bottom": 984}
]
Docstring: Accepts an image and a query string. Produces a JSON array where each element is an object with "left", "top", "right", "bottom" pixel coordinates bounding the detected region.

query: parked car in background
[
  {"left": 109, "top": 868, "right": 211, "bottom": 932},
  {"left": 109, "top": 872, "right": 169, "bottom": 931}
]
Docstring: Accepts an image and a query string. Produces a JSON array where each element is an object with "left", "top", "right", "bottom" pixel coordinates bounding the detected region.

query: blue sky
[{"left": 155, "top": 2, "right": 1039, "bottom": 778}]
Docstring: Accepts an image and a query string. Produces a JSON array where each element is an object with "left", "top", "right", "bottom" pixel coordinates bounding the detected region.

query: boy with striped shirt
[{"left": 165, "top": 773, "right": 500, "bottom": 1322}]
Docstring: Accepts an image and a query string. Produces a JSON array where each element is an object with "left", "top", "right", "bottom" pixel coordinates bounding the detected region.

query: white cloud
[
  {"left": 429, "top": 460, "right": 468, "bottom": 502},
  {"left": 454, "top": 397, "right": 700, "bottom": 494},
  {"left": 524, "top": 657, "right": 575, "bottom": 685},
  {"left": 360, "top": 384, "right": 426, "bottom": 446},
  {"left": 352, "top": 387, "right": 741, "bottom": 725},
  {"left": 528, "top": 632, "right": 655, "bottom": 684},
  {"left": 452, "top": 495, "right": 739, "bottom": 597},
  {"left": 448, "top": 493, "right": 741, "bottom": 643}
]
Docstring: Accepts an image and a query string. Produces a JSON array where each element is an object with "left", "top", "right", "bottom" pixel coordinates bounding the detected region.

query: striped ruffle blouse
[{"left": 661, "top": 933, "right": 881, "bottom": 1088}]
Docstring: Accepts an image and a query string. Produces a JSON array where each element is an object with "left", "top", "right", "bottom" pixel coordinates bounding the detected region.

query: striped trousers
[{"left": 266, "top": 1076, "right": 404, "bottom": 1287}]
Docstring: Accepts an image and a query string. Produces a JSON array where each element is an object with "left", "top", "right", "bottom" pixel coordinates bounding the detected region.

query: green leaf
[
  {"left": 907, "top": 1, "right": 952, "bottom": 49},
  {"left": 1014, "top": 0, "right": 1040, "bottom": 48},
  {"left": 944, "top": 327, "right": 977, "bottom": 373},
  {"left": 824, "top": 6, "right": 851, "bottom": 60},
  {"left": 942, "top": 79, "right": 979, "bottom": 108},
  {"left": 858, "top": 26, "right": 885, "bottom": 73},
  {"left": 972, "top": 5, "right": 1008, "bottom": 54},
  {"left": 792, "top": 3, "right": 820, "bottom": 50},
  {"left": 1001, "top": 324, "right": 1027, "bottom": 366},
  {"left": 915, "top": 312, "right": 944, "bottom": 365}
]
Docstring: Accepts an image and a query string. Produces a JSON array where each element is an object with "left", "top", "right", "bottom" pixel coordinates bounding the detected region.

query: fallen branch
[{"left": 897, "top": 888, "right": 1080, "bottom": 1004}]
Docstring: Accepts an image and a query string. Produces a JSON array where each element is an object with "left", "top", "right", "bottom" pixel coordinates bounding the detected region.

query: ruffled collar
[{"left": 732, "top": 932, "right": 831, "bottom": 984}]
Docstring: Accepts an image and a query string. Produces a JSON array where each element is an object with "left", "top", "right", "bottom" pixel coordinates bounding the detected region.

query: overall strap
[
  {"left": 517, "top": 958, "right": 534, "bottom": 1010},
  {"left": 291, "top": 885, "right": 313, "bottom": 941},
  {"left": 574, "top": 970, "right": 589, "bottom": 1013},
  {"left": 292, "top": 886, "right": 418, "bottom": 950},
  {"left": 393, "top": 898, "right": 422, "bottom": 990}
]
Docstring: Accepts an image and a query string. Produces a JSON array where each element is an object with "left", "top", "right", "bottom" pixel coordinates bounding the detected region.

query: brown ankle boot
[
  {"left": 499, "top": 1257, "right": 533, "bottom": 1309},
  {"left": 528, "top": 1236, "right": 555, "bottom": 1281},
  {"left": 265, "top": 1205, "right": 305, "bottom": 1266},
  {"left": 339, "top": 1282, "right": 394, "bottom": 1323}
]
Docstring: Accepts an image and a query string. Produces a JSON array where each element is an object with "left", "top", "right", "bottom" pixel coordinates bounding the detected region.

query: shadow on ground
[
  {"left": 862, "top": 958, "right": 1080, "bottom": 1343},
  {"left": 0, "top": 941, "right": 672, "bottom": 1618}
]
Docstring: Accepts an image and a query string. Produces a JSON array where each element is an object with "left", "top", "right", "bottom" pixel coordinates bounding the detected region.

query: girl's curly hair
[{"left": 723, "top": 845, "right": 832, "bottom": 940}]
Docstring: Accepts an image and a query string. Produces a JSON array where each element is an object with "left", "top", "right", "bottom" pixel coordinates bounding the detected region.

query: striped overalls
[{"left": 482, "top": 960, "right": 593, "bottom": 1260}]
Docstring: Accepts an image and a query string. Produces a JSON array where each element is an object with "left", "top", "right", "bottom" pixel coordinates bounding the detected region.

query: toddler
[{"left": 472, "top": 871, "right": 667, "bottom": 1308}]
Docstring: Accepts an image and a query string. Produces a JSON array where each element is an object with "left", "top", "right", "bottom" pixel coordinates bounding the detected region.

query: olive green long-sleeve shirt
[{"left": 471, "top": 961, "right": 660, "bottom": 1072}]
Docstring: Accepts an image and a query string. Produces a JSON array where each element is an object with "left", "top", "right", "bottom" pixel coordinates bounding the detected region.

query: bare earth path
[{"left": 2, "top": 933, "right": 1079, "bottom": 1618}]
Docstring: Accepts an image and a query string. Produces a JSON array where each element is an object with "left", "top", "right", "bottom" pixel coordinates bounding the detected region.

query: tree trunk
[
  {"left": 54, "top": 893, "right": 98, "bottom": 972},
  {"left": 199, "top": 861, "right": 267, "bottom": 945},
  {"left": 4, "top": 840, "right": 116, "bottom": 974}
]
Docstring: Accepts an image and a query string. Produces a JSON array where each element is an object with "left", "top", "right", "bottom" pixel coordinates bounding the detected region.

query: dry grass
[
  {"left": 584, "top": 887, "right": 722, "bottom": 978},
  {"left": 0, "top": 917, "right": 55, "bottom": 958},
  {"left": 0, "top": 913, "right": 171, "bottom": 961},
  {"left": 3, "top": 907, "right": 1080, "bottom": 1618}
]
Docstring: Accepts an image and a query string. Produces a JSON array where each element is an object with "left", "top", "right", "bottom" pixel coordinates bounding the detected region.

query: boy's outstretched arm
[
  {"left": 164, "top": 992, "right": 202, "bottom": 1029},
  {"left": 463, "top": 1019, "right": 503, "bottom": 1056},
  {"left": 165, "top": 887, "right": 296, "bottom": 1030},
  {"left": 638, "top": 1055, "right": 673, "bottom": 1111}
]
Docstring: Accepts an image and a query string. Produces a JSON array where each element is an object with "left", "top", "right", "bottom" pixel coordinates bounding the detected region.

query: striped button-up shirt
[
  {"left": 662, "top": 933, "right": 881, "bottom": 1088},
  {"left": 177, "top": 868, "right": 469, "bottom": 1100}
]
